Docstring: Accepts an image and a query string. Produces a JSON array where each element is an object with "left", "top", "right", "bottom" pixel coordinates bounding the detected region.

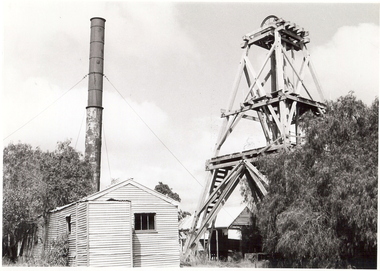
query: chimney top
[{"left": 90, "top": 17, "right": 106, "bottom": 22}]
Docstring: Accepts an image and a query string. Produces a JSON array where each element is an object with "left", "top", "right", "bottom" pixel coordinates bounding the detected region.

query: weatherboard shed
[{"left": 46, "top": 178, "right": 180, "bottom": 267}]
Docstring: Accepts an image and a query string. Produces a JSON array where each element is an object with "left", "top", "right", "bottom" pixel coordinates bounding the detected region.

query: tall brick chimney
[{"left": 85, "top": 17, "right": 105, "bottom": 192}]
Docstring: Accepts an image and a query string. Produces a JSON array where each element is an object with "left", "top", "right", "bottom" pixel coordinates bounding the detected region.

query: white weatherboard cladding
[
  {"left": 46, "top": 204, "right": 77, "bottom": 266},
  {"left": 76, "top": 202, "right": 88, "bottom": 266},
  {"left": 48, "top": 181, "right": 180, "bottom": 268},
  {"left": 93, "top": 183, "right": 180, "bottom": 268},
  {"left": 48, "top": 201, "right": 133, "bottom": 267},
  {"left": 87, "top": 201, "right": 133, "bottom": 267},
  {"left": 132, "top": 204, "right": 180, "bottom": 267}
]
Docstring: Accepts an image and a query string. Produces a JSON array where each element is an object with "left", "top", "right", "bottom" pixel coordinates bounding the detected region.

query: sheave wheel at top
[{"left": 260, "top": 15, "right": 279, "bottom": 27}]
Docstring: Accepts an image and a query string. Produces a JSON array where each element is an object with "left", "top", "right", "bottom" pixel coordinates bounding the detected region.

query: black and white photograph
[{"left": 2, "top": 1, "right": 378, "bottom": 268}]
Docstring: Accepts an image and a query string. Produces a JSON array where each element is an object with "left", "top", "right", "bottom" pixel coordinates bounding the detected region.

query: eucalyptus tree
[
  {"left": 242, "top": 93, "right": 378, "bottom": 268},
  {"left": 3, "top": 140, "right": 93, "bottom": 261}
]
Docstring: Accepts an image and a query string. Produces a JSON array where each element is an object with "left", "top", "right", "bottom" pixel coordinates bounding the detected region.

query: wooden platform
[{"left": 241, "top": 18, "right": 310, "bottom": 51}]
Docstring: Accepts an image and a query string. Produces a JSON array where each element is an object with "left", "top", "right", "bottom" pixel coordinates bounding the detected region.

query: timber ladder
[{"left": 182, "top": 16, "right": 326, "bottom": 260}]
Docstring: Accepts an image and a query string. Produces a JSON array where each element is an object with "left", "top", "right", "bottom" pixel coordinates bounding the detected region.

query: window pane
[
  {"left": 134, "top": 213, "right": 156, "bottom": 231},
  {"left": 66, "top": 215, "right": 71, "bottom": 234},
  {"left": 135, "top": 214, "right": 141, "bottom": 230},
  {"left": 148, "top": 214, "right": 155, "bottom": 230},
  {"left": 142, "top": 214, "right": 148, "bottom": 230}
]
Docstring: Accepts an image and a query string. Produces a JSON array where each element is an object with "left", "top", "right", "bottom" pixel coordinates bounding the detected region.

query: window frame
[
  {"left": 134, "top": 213, "right": 157, "bottom": 233},
  {"left": 65, "top": 215, "right": 72, "bottom": 234}
]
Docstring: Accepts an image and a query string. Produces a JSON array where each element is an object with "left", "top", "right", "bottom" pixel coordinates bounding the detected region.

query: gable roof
[
  {"left": 50, "top": 178, "right": 179, "bottom": 213},
  {"left": 229, "top": 206, "right": 252, "bottom": 228},
  {"left": 85, "top": 178, "right": 180, "bottom": 206}
]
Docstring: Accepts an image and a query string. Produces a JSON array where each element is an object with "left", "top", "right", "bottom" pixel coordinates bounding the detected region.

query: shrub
[{"left": 42, "top": 234, "right": 69, "bottom": 266}]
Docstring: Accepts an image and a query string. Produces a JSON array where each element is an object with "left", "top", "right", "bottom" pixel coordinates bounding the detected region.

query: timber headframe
[{"left": 182, "top": 15, "right": 326, "bottom": 261}]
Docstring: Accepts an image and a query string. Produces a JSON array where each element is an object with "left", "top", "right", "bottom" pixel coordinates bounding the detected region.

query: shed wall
[
  {"left": 76, "top": 202, "right": 88, "bottom": 266},
  {"left": 87, "top": 201, "right": 133, "bottom": 267},
  {"left": 132, "top": 203, "right": 179, "bottom": 267},
  {"left": 94, "top": 183, "right": 180, "bottom": 267},
  {"left": 48, "top": 182, "right": 180, "bottom": 268},
  {"left": 46, "top": 204, "right": 77, "bottom": 266}
]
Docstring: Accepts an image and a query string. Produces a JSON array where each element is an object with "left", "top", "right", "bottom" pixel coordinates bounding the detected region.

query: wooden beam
[
  {"left": 262, "top": 69, "right": 272, "bottom": 87},
  {"left": 244, "top": 160, "right": 270, "bottom": 185},
  {"left": 246, "top": 31, "right": 273, "bottom": 46},
  {"left": 243, "top": 65, "right": 254, "bottom": 100},
  {"left": 213, "top": 46, "right": 250, "bottom": 157},
  {"left": 308, "top": 57, "right": 325, "bottom": 101},
  {"left": 274, "top": 30, "right": 284, "bottom": 92},
  {"left": 203, "top": 169, "right": 243, "bottom": 224},
  {"left": 222, "top": 95, "right": 281, "bottom": 118},
  {"left": 284, "top": 94, "right": 326, "bottom": 110},
  {"left": 245, "top": 168, "right": 267, "bottom": 199},
  {"left": 244, "top": 172, "right": 260, "bottom": 204},
  {"left": 280, "top": 29, "right": 303, "bottom": 41},
  {"left": 185, "top": 168, "right": 244, "bottom": 258},
  {"left": 184, "top": 169, "right": 214, "bottom": 253},
  {"left": 295, "top": 55, "right": 306, "bottom": 93},
  {"left": 287, "top": 101, "right": 297, "bottom": 128},
  {"left": 279, "top": 99, "right": 288, "bottom": 141},
  {"left": 244, "top": 170, "right": 260, "bottom": 204},
  {"left": 206, "top": 142, "right": 284, "bottom": 171},
  {"left": 208, "top": 146, "right": 265, "bottom": 165},
  {"left": 291, "top": 47, "right": 295, "bottom": 89},
  {"left": 216, "top": 229, "right": 219, "bottom": 260},
  {"left": 256, "top": 109, "right": 272, "bottom": 144},
  {"left": 227, "top": 46, "right": 250, "bottom": 111},
  {"left": 243, "top": 25, "right": 276, "bottom": 41},
  {"left": 215, "top": 113, "right": 243, "bottom": 151},
  {"left": 244, "top": 56, "right": 267, "bottom": 97},
  {"left": 279, "top": 36, "right": 302, "bottom": 51},
  {"left": 207, "top": 160, "right": 240, "bottom": 171},
  {"left": 199, "top": 163, "right": 243, "bottom": 215},
  {"left": 262, "top": 106, "right": 277, "bottom": 143},
  {"left": 281, "top": 47, "right": 313, "bottom": 100},
  {"left": 267, "top": 104, "right": 283, "bottom": 136},
  {"left": 245, "top": 42, "right": 276, "bottom": 98},
  {"left": 296, "top": 105, "right": 300, "bottom": 145},
  {"left": 242, "top": 114, "right": 259, "bottom": 122}
]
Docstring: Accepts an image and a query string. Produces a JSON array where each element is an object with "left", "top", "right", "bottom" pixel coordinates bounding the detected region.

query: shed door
[{"left": 88, "top": 201, "right": 133, "bottom": 267}]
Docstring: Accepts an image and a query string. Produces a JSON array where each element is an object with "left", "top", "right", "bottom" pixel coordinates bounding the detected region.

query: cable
[
  {"left": 103, "top": 123, "right": 112, "bottom": 180},
  {"left": 103, "top": 75, "right": 203, "bottom": 188},
  {"left": 75, "top": 109, "right": 86, "bottom": 149},
  {"left": 103, "top": 77, "right": 239, "bottom": 223},
  {"left": 3, "top": 74, "right": 88, "bottom": 141}
]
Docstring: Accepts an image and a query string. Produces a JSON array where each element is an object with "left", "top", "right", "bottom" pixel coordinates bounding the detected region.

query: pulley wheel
[{"left": 260, "top": 15, "right": 279, "bottom": 27}]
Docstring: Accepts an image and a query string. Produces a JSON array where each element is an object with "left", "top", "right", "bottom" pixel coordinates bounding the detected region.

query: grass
[
  {"left": 3, "top": 256, "right": 47, "bottom": 267},
  {"left": 181, "top": 257, "right": 269, "bottom": 268}
]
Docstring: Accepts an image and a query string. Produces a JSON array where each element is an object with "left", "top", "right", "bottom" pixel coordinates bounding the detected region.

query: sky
[{"left": 2, "top": 1, "right": 379, "bottom": 212}]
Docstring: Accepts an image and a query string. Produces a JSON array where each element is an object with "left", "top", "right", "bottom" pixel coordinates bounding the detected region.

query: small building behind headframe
[
  {"left": 46, "top": 179, "right": 180, "bottom": 267},
  {"left": 180, "top": 205, "right": 254, "bottom": 260}
]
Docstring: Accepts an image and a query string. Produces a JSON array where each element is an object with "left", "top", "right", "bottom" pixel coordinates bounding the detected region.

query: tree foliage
[
  {"left": 154, "top": 181, "right": 181, "bottom": 202},
  {"left": 3, "top": 140, "right": 94, "bottom": 261},
  {"left": 154, "top": 182, "right": 191, "bottom": 221},
  {"left": 240, "top": 213, "right": 262, "bottom": 254},
  {"left": 42, "top": 233, "right": 70, "bottom": 266},
  {"left": 242, "top": 94, "right": 378, "bottom": 268}
]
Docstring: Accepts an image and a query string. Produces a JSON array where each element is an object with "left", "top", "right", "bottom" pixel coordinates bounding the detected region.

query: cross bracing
[{"left": 183, "top": 16, "right": 326, "bottom": 260}]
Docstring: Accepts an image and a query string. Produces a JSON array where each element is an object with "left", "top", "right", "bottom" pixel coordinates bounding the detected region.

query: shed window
[
  {"left": 65, "top": 215, "right": 71, "bottom": 234},
  {"left": 134, "top": 213, "right": 156, "bottom": 231}
]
